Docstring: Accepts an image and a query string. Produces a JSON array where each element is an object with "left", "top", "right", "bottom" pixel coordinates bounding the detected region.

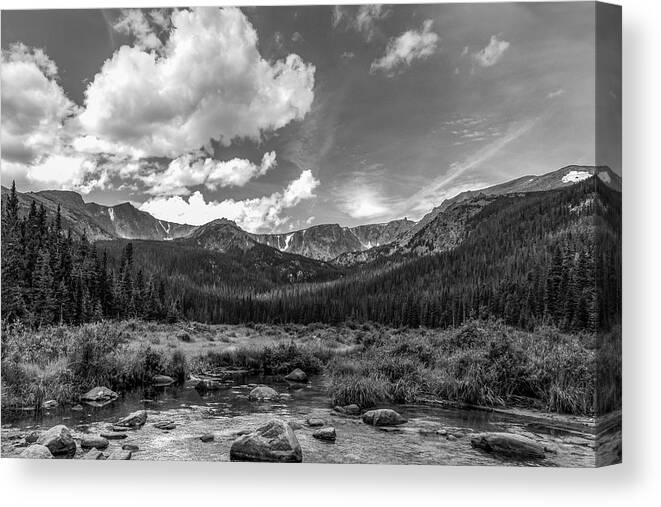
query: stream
[{"left": 1, "top": 373, "right": 599, "bottom": 466}]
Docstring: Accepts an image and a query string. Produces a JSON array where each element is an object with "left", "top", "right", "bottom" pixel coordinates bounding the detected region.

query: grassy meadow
[{"left": 1, "top": 319, "right": 620, "bottom": 416}]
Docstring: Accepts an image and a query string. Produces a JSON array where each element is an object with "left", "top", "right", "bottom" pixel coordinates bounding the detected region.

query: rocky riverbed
[{"left": 1, "top": 373, "right": 608, "bottom": 466}]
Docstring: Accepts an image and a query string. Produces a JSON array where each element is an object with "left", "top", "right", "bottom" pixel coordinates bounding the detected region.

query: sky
[{"left": 0, "top": 3, "right": 621, "bottom": 232}]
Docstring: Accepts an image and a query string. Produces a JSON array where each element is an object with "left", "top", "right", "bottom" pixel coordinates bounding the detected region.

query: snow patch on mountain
[
  {"left": 562, "top": 170, "right": 591, "bottom": 183},
  {"left": 108, "top": 208, "right": 115, "bottom": 222}
]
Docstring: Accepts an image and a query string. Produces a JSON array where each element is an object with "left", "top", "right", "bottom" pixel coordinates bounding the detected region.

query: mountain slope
[
  {"left": 334, "top": 165, "right": 621, "bottom": 266},
  {"left": 251, "top": 219, "right": 415, "bottom": 261},
  {"left": 1, "top": 186, "right": 195, "bottom": 241}
]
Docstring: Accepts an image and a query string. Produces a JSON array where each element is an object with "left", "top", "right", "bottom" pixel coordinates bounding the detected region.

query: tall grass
[
  {"left": 197, "top": 341, "right": 333, "bottom": 375},
  {"left": 1, "top": 321, "right": 188, "bottom": 410},
  {"left": 327, "top": 320, "right": 600, "bottom": 415}
]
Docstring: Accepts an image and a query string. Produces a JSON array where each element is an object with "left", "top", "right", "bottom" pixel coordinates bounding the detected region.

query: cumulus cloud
[
  {"left": 0, "top": 155, "right": 105, "bottom": 193},
  {"left": 472, "top": 35, "right": 510, "bottom": 67},
  {"left": 139, "top": 170, "right": 319, "bottom": 231},
  {"left": 113, "top": 9, "right": 164, "bottom": 52},
  {"left": 332, "top": 5, "right": 390, "bottom": 42},
  {"left": 80, "top": 7, "right": 315, "bottom": 158},
  {"left": 1, "top": 43, "right": 78, "bottom": 164},
  {"left": 370, "top": 20, "right": 440, "bottom": 76},
  {"left": 138, "top": 151, "right": 278, "bottom": 196}
]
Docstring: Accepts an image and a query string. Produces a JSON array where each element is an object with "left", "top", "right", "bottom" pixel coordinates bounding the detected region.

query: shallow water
[{"left": 1, "top": 373, "right": 597, "bottom": 466}]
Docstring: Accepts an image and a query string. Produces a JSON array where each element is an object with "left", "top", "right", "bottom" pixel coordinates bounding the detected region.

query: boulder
[
  {"left": 81, "top": 386, "right": 118, "bottom": 403},
  {"left": 20, "top": 444, "right": 53, "bottom": 459},
  {"left": 42, "top": 399, "right": 58, "bottom": 410},
  {"left": 470, "top": 432, "right": 546, "bottom": 459},
  {"left": 83, "top": 449, "right": 106, "bottom": 460},
  {"left": 362, "top": 409, "right": 407, "bottom": 427},
  {"left": 306, "top": 418, "right": 324, "bottom": 427},
  {"left": 122, "top": 444, "right": 139, "bottom": 451},
  {"left": 36, "top": 425, "right": 76, "bottom": 458},
  {"left": 200, "top": 433, "right": 214, "bottom": 443},
  {"left": 154, "top": 421, "right": 176, "bottom": 430},
  {"left": 100, "top": 431, "right": 127, "bottom": 440},
  {"left": 115, "top": 410, "right": 147, "bottom": 428},
  {"left": 230, "top": 419, "right": 302, "bottom": 463},
  {"left": 108, "top": 449, "right": 132, "bottom": 460},
  {"left": 195, "top": 379, "right": 223, "bottom": 392},
  {"left": 80, "top": 436, "right": 109, "bottom": 450},
  {"left": 152, "top": 374, "right": 175, "bottom": 386},
  {"left": 248, "top": 386, "right": 280, "bottom": 401},
  {"left": 71, "top": 404, "right": 84, "bottom": 411},
  {"left": 343, "top": 404, "right": 360, "bottom": 416},
  {"left": 284, "top": 368, "right": 308, "bottom": 382},
  {"left": 313, "top": 427, "right": 336, "bottom": 442}
]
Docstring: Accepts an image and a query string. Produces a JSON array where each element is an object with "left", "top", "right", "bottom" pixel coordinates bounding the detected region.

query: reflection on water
[{"left": 2, "top": 373, "right": 597, "bottom": 466}]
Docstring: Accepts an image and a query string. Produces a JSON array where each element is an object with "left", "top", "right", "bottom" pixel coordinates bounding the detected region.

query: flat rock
[
  {"left": 152, "top": 374, "right": 175, "bottom": 386},
  {"left": 122, "top": 444, "right": 139, "bottom": 451},
  {"left": 230, "top": 419, "right": 302, "bottom": 463},
  {"left": 306, "top": 418, "right": 325, "bottom": 427},
  {"left": 248, "top": 386, "right": 279, "bottom": 401},
  {"left": 154, "top": 421, "right": 176, "bottom": 430},
  {"left": 362, "top": 409, "right": 407, "bottom": 427},
  {"left": 470, "top": 432, "right": 546, "bottom": 459},
  {"left": 313, "top": 427, "right": 336, "bottom": 442},
  {"left": 81, "top": 386, "right": 118, "bottom": 403},
  {"left": 200, "top": 433, "right": 214, "bottom": 442},
  {"left": 115, "top": 410, "right": 147, "bottom": 428},
  {"left": 80, "top": 436, "right": 109, "bottom": 449},
  {"left": 108, "top": 449, "right": 132, "bottom": 460},
  {"left": 100, "top": 431, "right": 127, "bottom": 440},
  {"left": 36, "top": 425, "right": 76, "bottom": 458},
  {"left": 284, "top": 368, "right": 308, "bottom": 382},
  {"left": 20, "top": 444, "right": 53, "bottom": 459},
  {"left": 83, "top": 449, "right": 106, "bottom": 460},
  {"left": 42, "top": 400, "right": 58, "bottom": 410}
]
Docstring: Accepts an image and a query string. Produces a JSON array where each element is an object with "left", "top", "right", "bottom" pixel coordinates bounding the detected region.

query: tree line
[
  {"left": 1, "top": 182, "right": 180, "bottom": 326},
  {"left": 1, "top": 177, "right": 620, "bottom": 333}
]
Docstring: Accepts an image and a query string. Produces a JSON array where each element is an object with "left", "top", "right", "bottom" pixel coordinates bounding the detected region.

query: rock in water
[
  {"left": 343, "top": 404, "right": 360, "bottom": 415},
  {"left": 20, "top": 444, "right": 53, "bottom": 459},
  {"left": 122, "top": 444, "right": 139, "bottom": 451},
  {"left": 108, "top": 449, "right": 132, "bottom": 460},
  {"left": 100, "top": 431, "right": 127, "bottom": 440},
  {"left": 42, "top": 399, "right": 58, "bottom": 409},
  {"left": 200, "top": 433, "right": 214, "bottom": 442},
  {"left": 362, "top": 409, "right": 407, "bottom": 427},
  {"left": 248, "top": 386, "right": 280, "bottom": 401},
  {"left": 83, "top": 449, "right": 106, "bottom": 460},
  {"left": 230, "top": 419, "right": 302, "bottom": 463},
  {"left": 115, "top": 410, "right": 147, "bottom": 428},
  {"left": 306, "top": 418, "right": 324, "bottom": 427},
  {"left": 152, "top": 374, "right": 175, "bottom": 386},
  {"left": 80, "top": 436, "right": 109, "bottom": 450},
  {"left": 36, "top": 425, "right": 76, "bottom": 458},
  {"left": 154, "top": 421, "right": 176, "bottom": 430},
  {"left": 470, "top": 432, "right": 546, "bottom": 459},
  {"left": 81, "top": 386, "right": 118, "bottom": 403},
  {"left": 284, "top": 368, "right": 308, "bottom": 382},
  {"left": 313, "top": 427, "right": 336, "bottom": 442}
]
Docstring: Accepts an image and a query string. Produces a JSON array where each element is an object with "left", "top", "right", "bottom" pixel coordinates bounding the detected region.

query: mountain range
[{"left": 1, "top": 164, "right": 621, "bottom": 267}]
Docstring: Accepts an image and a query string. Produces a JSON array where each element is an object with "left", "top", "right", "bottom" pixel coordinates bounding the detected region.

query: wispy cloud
[
  {"left": 546, "top": 88, "right": 565, "bottom": 99},
  {"left": 405, "top": 117, "right": 538, "bottom": 214}
]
